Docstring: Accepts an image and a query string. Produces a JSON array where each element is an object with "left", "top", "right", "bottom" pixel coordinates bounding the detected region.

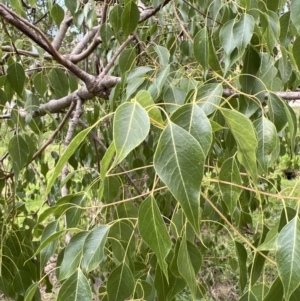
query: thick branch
[
  {"left": 139, "top": 0, "right": 172, "bottom": 22},
  {"left": 52, "top": 11, "right": 73, "bottom": 50},
  {"left": 71, "top": 26, "right": 100, "bottom": 55}
]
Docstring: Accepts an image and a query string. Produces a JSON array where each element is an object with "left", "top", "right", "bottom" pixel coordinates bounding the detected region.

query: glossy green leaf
[
  {"left": 135, "top": 90, "right": 164, "bottom": 126},
  {"left": 7, "top": 62, "right": 25, "bottom": 96},
  {"left": 235, "top": 240, "right": 248, "bottom": 292},
  {"left": 46, "top": 127, "right": 90, "bottom": 195},
  {"left": 263, "top": 277, "right": 284, "bottom": 301},
  {"left": 138, "top": 196, "right": 172, "bottom": 279},
  {"left": 267, "top": 94, "right": 287, "bottom": 132},
  {"left": 285, "top": 104, "right": 297, "bottom": 157},
  {"left": 219, "top": 157, "right": 242, "bottom": 215},
  {"left": 171, "top": 103, "right": 212, "bottom": 157},
  {"left": 103, "top": 176, "right": 120, "bottom": 203},
  {"left": 194, "top": 28, "right": 209, "bottom": 77},
  {"left": 65, "top": 0, "right": 77, "bottom": 15},
  {"left": 24, "top": 283, "right": 39, "bottom": 301},
  {"left": 154, "top": 122, "right": 204, "bottom": 233},
  {"left": 109, "top": 5, "right": 123, "bottom": 34},
  {"left": 197, "top": 83, "right": 223, "bottom": 115},
  {"left": 119, "top": 48, "right": 136, "bottom": 75},
  {"left": 153, "top": 44, "right": 170, "bottom": 66},
  {"left": 164, "top": 86, "right": 186, "bottom": 114},
  {"left": 57, "top": 269, "right": 92, "bottom": 301},
  {"left": 178, "top": 234, "right": 197, "bottom": 299},
  {"left": 40, "top": 220, "right": 59, "bottom": 270},
  {"left": 113, "top": 102, "right": 150, "bottom": 167},
  {"left": 51, "top": 4, "right": 64, "bottom": 27},
  {"left": 221, "top": 108, "right": 258, "bottom": 183},
  {"left": 48, "top": 68, "right": 69, "bottom": 98},
  {"left": 81, "top": 225, "right": 109, "bottom": 273},
  {"left": 254, "top": 117, "right": 280, "bottom": 174},
  {"left": 276, "top": 217, "right": 300, "bottom": 300},
  {"left": 100, "top": 23, "right": 113, "bottom": 47},
  {"left": 121, "top": 1, "right": 139, "bottom": 38},
  {"left": 59, "top": 231, "right": 89, "bottom": 281},
  {"left": 107, "top": 263, "right": 135, "bottom": 301},
  {"left": 8, "top": 135, "right": 30, "bottom": 180},
  {"left": 240, "top": 284, "right": 268, "bottom": 301},
  {"left": 33, "top": 72, "right": 47, "bottom": 96},
  {"left": 101, "top": 142, "right": 116, "bottom": 179},
  {"left": 66, "top": 194, "right": 85, "bottom": 228},
  {"left": 220, "top": 19, "right": 236, "bottom": 57},
  {"left": 233, "top": 14, "right": 255, "bottom": 54},
  {"left": 291, "top": 0, "right": 300, "bottom": 34}
]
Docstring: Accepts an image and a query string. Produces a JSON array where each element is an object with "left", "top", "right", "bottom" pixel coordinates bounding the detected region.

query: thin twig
[
  {"left": 78, "top": 119, "right": 144, "bottom": 197},
  {"left": 30, "top": 102, "right": 76, "bottom": 162},
  {"left": 172, "top": 1, "right": 193, "bottom": 42}
]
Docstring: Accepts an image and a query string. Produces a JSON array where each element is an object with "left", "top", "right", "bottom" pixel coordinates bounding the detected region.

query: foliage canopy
[{"left": 1, "top": 0, "right": 300, "bottom": 300}]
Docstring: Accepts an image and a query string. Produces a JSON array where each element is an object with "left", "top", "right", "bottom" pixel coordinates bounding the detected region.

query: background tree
[{"left": 0, "top": 0, "right": 300, "bottom": 300}]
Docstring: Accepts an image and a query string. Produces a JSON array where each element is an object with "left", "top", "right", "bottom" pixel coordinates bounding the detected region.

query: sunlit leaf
[
  {"left": 113, "top": 102, "right": 150, "bottom": 167},
  {"left": 154, "top": 122, "right": 204, "bottom": 233}
]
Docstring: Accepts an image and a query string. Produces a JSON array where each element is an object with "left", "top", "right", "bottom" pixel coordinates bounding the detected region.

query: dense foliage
[{"left": 1, "top": 0, "right": 300, "bottom": 300}]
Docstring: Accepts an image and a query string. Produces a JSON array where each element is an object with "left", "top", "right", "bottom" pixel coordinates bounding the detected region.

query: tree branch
[
  {"left": 139, "top": 0, "right": 172, "bottom": 22},
  {"left": 52, "top": 11, "right": 73, "bottom": 50}
]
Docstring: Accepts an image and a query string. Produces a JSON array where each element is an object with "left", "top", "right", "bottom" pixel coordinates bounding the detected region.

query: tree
[{"left": 0, "top": 0, "right": 300, "bottom": 300}]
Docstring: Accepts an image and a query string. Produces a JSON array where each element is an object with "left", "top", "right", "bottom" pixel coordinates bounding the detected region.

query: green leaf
[
  {"left": 24, "top": 283, "right": 39, "bottom": 301},
  {"left": 51, "top": 4, "right": 64, "bottom": 27},
  {"left": 66, "top": 194, "right": 85, "bottom": 228},
  {"left": 196, "top": 83, "right": 223, "bottom": 115},
  {"left": 13, "top": 270, "right": 33, "bottom": 296},
  {"left": 177, "top": 234, "right": 197, "bottom": 299},
  {"left": 40, "top": 220, "right": 59, "bottom": 270},
  {"left": 138, "top": 196, "right": 172, "bottom": 280},
  {"left": 148, "top": 65, "right": 170, "bottom": 99},
  {"left": 113, "top": 102, "right": 150, "bottom": 167},
  {"left": 285, "top": 104, "right": 297, "bottom": 157},
  {"left": 109, "top": 5, "right": 123, "bottom": 34},
  {"left": 153, "top": 44, "right": 170, "bottom": 66},
  {"left": 240, "top": 284, "right": 268, "bottom": 301},
  {"left": 33, "top": 72, "right": 47, "bottom": 96},
  {"left": 57, "top": 269, "right": 92, "bottom": 301},
  {"left": 219, "top": 19, "right": 236, "bottom": 57},
  {"left": 220, "top": 108, "right": 258, "bottom": 183},
  {"left": 81, "top": 225, "right": 109, "bottom": 273},
  {"left": 8, "top": 135, "right": 30, "bottom": 181},
  {"left": 119, "top": 48, "right": 136, "bottom": 75},
  {"left": 48, "top": 68, "right": 69, "bottom": 98},
  {"left": 164, "top": 86, "right": 186, "bottom": 114},
  {"left": 267, "top": 94, "right": 287, "bottom": 132},
  {"left": 46, "top": 126, "right": 93, "bottom": 195},
  {"left": 103, "top": 176, "right": 120, "bottom": 203},
  {"left": 254, "top": 117, "right": 280, "bottom": 174},
  {"left": 127, "top": 66, "right": 153, "bottom": 81},
  {"left": 194, "top": 28, "right": 209, "bottom": 77},
  {"left": 154, "top": 122, "right": 204, "bottom": 233},
  {"left": 171, "top": 103, "right": 212, "bottom": 157},
  {"left": 7, "top": 62, "right": 25, "bottom": 96},
  {"left": 293, "top": 37, "right": 300, "bottom": 71},
  {"left": 59, "top": 232, "right": 89, "bottom": 281},
  {"left": 100, "top": 142, "right": 116, "bottom": 180},
  {"left": 65, "top": 0, "right": 78, "bottom": 15},
  {"left": 233, "top": 14, "right": 255, "bottom": 54},
  {"left": 219, "top": 157, "right": 242, "bottom": 215},
  {"left": 276, "top": 217, "right": 300, "bottom": 300},
  {"left": 235, "top": 240, "right": 248, "bottom": 292},
  {"left": 107, "top": 263, "right": 135, "bottom": 301},
  {"left": 263, "top": 277, "right": 283, "bottom": 301},
  {"left": 135, "top": 90, "right": 164, "bottom": 126},
  {"left": 121, "top": 1, "right": 139, "bottom": 38},
  {"left": 291, "top": 0, "right": 300, "bottom": 34},
  {"left": 100, "top": 24, "right": 113, "bottom": 47}
]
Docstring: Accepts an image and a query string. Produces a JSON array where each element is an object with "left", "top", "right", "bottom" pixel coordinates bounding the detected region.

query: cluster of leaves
[{"left": 1, "top": 0, "right": 300, "bottom": 300}]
